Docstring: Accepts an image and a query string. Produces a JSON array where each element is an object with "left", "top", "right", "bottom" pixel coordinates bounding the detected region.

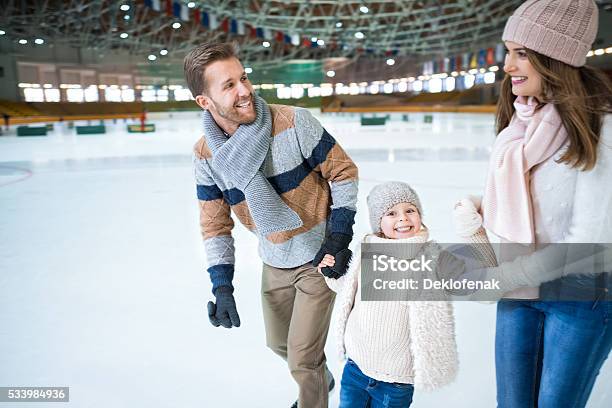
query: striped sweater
[{"left": 193, "top": 105, "right": 359, "bottom": 293}]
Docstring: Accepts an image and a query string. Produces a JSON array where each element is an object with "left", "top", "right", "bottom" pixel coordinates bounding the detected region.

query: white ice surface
[{"left": 0, "top": 111, "right": 610, "bottom": 407}]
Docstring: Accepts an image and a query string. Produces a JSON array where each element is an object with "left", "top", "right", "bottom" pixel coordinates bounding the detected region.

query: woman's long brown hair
[{"left": 496, "top": 49, "right": 612, "bottom": 170}]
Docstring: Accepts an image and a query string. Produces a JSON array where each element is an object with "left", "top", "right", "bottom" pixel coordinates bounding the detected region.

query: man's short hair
[{"left": 183, "top": 42, "right": 238, "bottom": 97}]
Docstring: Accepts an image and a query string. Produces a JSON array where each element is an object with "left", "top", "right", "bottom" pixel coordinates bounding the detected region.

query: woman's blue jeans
[
  {"left": 495, "top": 299, "right": 612, "bottom": 408},
  {"left": 339, "top": 359, "right": 414, "bottom": 408}
]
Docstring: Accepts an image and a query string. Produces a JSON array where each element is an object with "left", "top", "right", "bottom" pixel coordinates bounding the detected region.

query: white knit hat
[
  {"left": 367, "top": 181, "right": 423, "bottom": 233},
  {"left": 502, "top": 0, "right": 598, "bottom": 67}
]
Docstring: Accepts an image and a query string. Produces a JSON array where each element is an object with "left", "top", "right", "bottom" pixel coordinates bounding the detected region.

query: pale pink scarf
[{"left": 482, "top": 96, "right": 568, "bottom": 243}]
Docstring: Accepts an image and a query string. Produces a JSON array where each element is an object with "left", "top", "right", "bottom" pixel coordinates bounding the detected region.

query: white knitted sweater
[
  {"left": 324, "top": 228, "right": 496, "bottom": 389},
  {"left": 497, "top": 118, "right": 612, "bottom": 297}
]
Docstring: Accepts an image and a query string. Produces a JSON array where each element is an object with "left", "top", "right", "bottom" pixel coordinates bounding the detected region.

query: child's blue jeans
[{"left": 339, "top": 358, "right": 414, "bottom": 408}]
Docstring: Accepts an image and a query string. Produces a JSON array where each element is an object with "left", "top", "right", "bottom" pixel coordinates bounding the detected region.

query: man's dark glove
[
  {"left": 207, "top": 286, "right": 241, "bottom": 328},
  {"left": 312, "top": 233, "right": 353, "bottom": 279}
]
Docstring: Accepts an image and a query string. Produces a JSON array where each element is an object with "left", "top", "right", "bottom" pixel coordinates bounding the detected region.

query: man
[{"left": 184, "top": 42, "right": 358, "bottom": 407}]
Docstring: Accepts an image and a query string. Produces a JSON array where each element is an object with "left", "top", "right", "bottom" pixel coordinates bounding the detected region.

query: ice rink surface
[{"left": 1, "top": 110, "right": 610, "bottom": 407}]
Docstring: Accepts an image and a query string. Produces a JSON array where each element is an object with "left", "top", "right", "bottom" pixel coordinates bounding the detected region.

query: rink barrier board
[
  {"left": 324, "top": 104, "right": 497, "bottom": 114},
  {"left": 6, "top": 105, "right": 496, "bottom": 126},
  {"left": 76, "top": 125, "right": 107, "bottom": 135},
  {"left": 361, "top": 116, "right": 388, "bottom": 126},
  {"left": 127, "top": 124, "right": 156, "bottom": 133},
  {"left": 9, "top": 113, "right": 142, "bottom": 125},
  {"left": 17, "top": 126, "right": 48, "bottom": 136}
]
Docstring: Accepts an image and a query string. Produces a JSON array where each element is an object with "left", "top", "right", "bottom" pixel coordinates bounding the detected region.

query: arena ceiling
[{"left": 2, "top": 0, "right": 611, "bottom": 70}]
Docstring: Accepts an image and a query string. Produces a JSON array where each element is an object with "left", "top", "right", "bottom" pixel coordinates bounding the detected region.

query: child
[{"left": 318, "top": 181, "right": 496, "bottom": 407}]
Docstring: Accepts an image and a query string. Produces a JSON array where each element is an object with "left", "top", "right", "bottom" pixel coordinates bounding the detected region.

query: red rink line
[{"left": 0, "top": 166, "right": 33, "bottom": 187}]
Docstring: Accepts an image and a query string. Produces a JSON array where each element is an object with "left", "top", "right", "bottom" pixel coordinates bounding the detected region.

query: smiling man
[{"left": 184, "top": 42, "right": 359, "bottom": 407}]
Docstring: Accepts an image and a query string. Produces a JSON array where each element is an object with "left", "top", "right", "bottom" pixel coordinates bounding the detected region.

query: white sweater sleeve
[
  {"left": 564, "top": 135, "right": 612, "bottom": 243},
  {"left": 478, "top": 133, "right": 612, "bottom": 293}
]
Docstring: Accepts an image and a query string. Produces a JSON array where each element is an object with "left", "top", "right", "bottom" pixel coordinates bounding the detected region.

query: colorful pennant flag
[
  {"left": 237, "top": 21, "right": 246, "bottom": 35},
  {"left": 181, "top": 4, "right": 189, "bottom": 21},
  {"left": 478, "top": 49, "right": 487, "bottom": 67},
  {"left": 470, "top": 53, "right": 478, "bottom": 69},
  {"left": 220, "top": 19, "right": 229, "bottom": 32},
  {"left": 486, "top": 48, "right": 495, "bottom": 65},
  {"left": 495, "top": 43, "right": 506, "bottom": 62}
]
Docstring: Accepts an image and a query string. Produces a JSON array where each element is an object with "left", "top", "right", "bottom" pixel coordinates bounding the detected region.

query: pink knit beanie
[{"left": 502, "top": 0, "right": 599, "bottom": 67}]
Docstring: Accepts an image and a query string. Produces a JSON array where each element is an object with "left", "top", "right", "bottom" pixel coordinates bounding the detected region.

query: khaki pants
[{"left": 261, "top": 262, "right": 335, "bottom": 408}]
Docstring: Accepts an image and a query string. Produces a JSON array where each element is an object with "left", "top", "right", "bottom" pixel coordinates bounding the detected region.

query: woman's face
[
  {"left": 380, "top": 202, "right": 422, "bottom": 239},
  {"left": 503, "top": 41, "right": 543, "bottom": 100}
]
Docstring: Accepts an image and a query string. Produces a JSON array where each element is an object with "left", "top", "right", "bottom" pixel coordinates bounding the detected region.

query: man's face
[{"left": 196, "top": 57, "right": 256, "bottom": 132}]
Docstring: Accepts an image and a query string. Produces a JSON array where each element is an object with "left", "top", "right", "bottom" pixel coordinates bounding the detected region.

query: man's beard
[{"left": 213, "top": 94, "right": 256, "bottom": 125}]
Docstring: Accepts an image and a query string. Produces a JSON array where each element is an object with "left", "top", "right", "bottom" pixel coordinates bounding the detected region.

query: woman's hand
[
  {"left": 453, "top": 197, "right": 484, "bottom": 237},
  {"left": 454, "top": 195, "right": 482, "bottom": 212}
]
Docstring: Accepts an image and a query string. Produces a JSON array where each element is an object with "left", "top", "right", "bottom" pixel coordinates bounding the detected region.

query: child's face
[{"left": 380, "top": 202, "right": 422, "bottom": 239}]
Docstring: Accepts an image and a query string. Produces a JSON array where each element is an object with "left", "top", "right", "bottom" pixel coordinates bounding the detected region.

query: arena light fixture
[
  {"left": 586, "top": 50, "right": 594, "bottom": 57},
  {"left": 120, "top": 32, "right": 128, "bottom": 39},
  {"left": 336, "top": 22, "right": 343, "bottom": 28},
  {"left": 594, "top": 48, "right": 604, "bottom": 56},
  {"left": 18, "top": 39, "right": 27, "bottom": 44},
  {"left": 148, "top": 54, "right": 157, "bottom": 61},
  {"left": 606, "top": 47, "right": 612, "bottom": 54},
  {"left": 120, "top": 5, "right": 130, "bottom": 11},
  {"left": 484, "top": 72, "right": 496, "bottom": 84},
  {"left": 160, "top": 49, "right": 168, "bottom": 55},
  {"left": 172, "top": 22, "right": 181, "bottom": 29},
  {"left": 262, "top": 41, "right": 271, "bottom": 48},
  {"left": 354, "top": 32, "right": 364, "bottom": 39},
  {"left": 386, "top": 58, "right": 395, "bottom": 66},
  {"left": 34, "top": 38, "right": 44, "bottom": 45},
  {"left": 326, "top": 70, "right": 335, "bottom": 78},
  {"left": 187, "top": 2, "right": 196, "bottom": 8},
  {"left": 360, "top": 6, "right": 369, "bottom": 13},
  {"left": 245, "top": 67, "right": 253, "bottom": 74},
  {"left": 0, "top": 30, "right": 5, "bottom": 35}
]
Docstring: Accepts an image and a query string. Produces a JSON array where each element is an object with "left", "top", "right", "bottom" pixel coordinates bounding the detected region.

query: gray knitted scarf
[{"left": 202, "top": 95, "right": 303, "bottom": 235}]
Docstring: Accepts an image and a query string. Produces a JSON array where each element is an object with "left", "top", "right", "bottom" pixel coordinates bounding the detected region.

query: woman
[{"left": 479, "top": 0, "right": 612, "bottom": 407}]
